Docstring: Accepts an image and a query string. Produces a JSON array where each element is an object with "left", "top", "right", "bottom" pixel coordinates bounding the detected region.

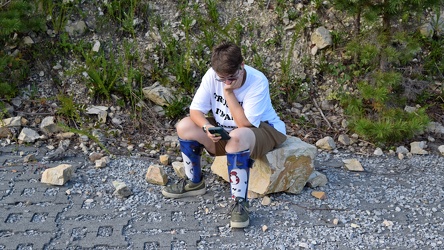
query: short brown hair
[{"left": 211, "top": 41, "right": 243, "bottom": 75}]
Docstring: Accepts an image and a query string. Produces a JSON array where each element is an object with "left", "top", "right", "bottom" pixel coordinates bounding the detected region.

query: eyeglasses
[{"left": 215, "top": 68, "right": 242, "bottom": 82}]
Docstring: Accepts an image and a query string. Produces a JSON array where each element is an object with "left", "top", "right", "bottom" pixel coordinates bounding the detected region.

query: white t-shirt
[{"left": 190, "top": 65, "right": 286, "bottom": 135}]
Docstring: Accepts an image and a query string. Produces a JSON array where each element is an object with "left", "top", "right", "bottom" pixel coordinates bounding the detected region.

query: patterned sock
[
  {"left": 227, "top": 150, "right": 253, "bottom": 200},
  {"left": 179, "top": 138, "right": 203, "bottom": 183}
]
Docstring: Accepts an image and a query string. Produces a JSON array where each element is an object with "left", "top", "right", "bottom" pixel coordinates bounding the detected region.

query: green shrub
[
  {"left": 0, "top": 0, "right": 45, "bottom": 101},
  {"left": 340, "top": 71, "right": 430, "bottom": 146}
]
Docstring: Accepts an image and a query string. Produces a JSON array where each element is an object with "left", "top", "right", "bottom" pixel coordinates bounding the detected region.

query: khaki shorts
[{"left": 207, "top": 118, "right": 287, "bottom": 159}]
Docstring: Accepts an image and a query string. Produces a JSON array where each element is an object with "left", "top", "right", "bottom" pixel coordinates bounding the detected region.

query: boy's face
[{"left": 215, "top": 67, "right": 242, "bottom": 84}]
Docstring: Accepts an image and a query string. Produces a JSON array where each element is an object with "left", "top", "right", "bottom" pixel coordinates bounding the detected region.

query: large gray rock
[
  {"left": 211, "top": 136, "right": 317, "bottom": 196},
  {"left": 311, "top": 26, "right": 332, "bottom": 49},
  {"left": 142, "top": 82, "right": 174, "bottom": 106}
]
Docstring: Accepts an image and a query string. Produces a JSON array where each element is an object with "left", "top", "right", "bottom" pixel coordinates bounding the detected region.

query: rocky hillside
[{"left": 1, "top": 0, "right": 444, "bottom": 159}]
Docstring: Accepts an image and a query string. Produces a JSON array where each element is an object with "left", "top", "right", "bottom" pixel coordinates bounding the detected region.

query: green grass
[{"left": 1, "top": 0, "right": 442, "bottom": 148}]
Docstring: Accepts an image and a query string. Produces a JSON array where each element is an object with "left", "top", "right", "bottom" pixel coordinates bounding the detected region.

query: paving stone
[{"left": 53, "top": 218, "right": 129, "bottom": 249}]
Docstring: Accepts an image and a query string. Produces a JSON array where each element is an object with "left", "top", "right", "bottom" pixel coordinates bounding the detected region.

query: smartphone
[{"left": 208, "top": 127, "right": 231, "bottom": 140}]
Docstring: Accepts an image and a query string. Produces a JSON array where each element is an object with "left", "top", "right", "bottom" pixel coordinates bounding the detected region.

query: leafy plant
[
  {"left": 79, "top": 39, "right": 144, "bottom": 107},
  {"left": 0, "top": 0, "right": 45, "bottom": 101},
  {"left": 164, "top": 95, "right": 191, "bottom": 122},
  {"left": 0, "top": 0, "right": 45, "bottom": 38},
  {"left": 39, "top": 0, "right": 76, "bottom": 33},
  {"left": 340, "top": 71, "right": 430, "bottom": 146},
  {"left": 103, "top": 0, "right": 143, "bottom": 36},
  {"left": 56, "top": 94, "right": 83, "bottom": 126}
]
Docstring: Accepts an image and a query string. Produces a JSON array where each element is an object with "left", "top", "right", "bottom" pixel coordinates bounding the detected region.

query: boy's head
[{"left": 211, "top": 41, "right": 244, "bottom": 75}]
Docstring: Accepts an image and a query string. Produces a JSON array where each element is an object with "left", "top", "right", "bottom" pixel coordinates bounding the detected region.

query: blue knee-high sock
[
  {"left": 179, "top": 138, "right": 203, "bottom": 183},
  {"left": 227, "top": 150, "right": 254, "bottom": 200}
]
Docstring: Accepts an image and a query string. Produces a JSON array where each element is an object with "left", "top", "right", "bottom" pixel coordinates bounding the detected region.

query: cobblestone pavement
[{"left": 1, "top": 145, "right": 443, "bottom": 249}]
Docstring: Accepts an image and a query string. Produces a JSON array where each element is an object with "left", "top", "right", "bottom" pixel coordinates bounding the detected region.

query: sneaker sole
[
  {"left": 161, "top": 188, "right": 206, "bottom": 199},
  {"left": 230, "top": 219, "right": 249, "bottom": 228}
]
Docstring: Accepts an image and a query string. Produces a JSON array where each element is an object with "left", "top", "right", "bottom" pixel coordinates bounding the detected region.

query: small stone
[
  {"left": 342, "top": 158, "right": 364, "bottom": 172},
  {"left": 23, "top": 154, "right": 36, "bottom": 163},
  {"left": 351, "top": 223, "right": 360, "bottom": 228},
  {"left": 41, "top": 164, "right": 73, "bottom": 186},
  {"left": 92, "top": 40, "right": 100, "bottom": 52},
  {"left": 95, "top": 158, "right": 107, "bottom": 168},
  {"left": 338, "top": 134, "right": 350, "bottom": 145},
  {"left": 311, "top": 191, "right": 326, "bottom": 200},
  {"left": 299, "top": 242, "right": 309, "bottom": 248},
  {"left": 159, "top": 154, "right": 170, "bottom": 165},
  {"left": 383, "top": 220, "right": 394, "bottom": 227},
  {"left": 172, "top": 161, "right": 187, "bottom": 178},
  {"left": 112, "top": 181, "right": 132, "bottom": 198},
  {"left": 89, "top": 152, "right": 104, "bottom": 162},
  {"left": 374, "top": 148, "right": 383, "bottom": 156},
  {"left": 261, "top": 196, "right": 271, "bottom": 206},
  {"left": 333, "top": 218, "right": 339, "bottom": 225},
  {"left": 262, "top": 225, "right": 268, "bottom": 232},
  {"left": 306, "top": 171, "right": 328, "bottom": 188},
  {"left": 410, "top": 141, "right": 428, "bottom": 155},
  {"left": 56, "top": 132, "right": 75, "bottom": 139},
  {"left": 18, "top": 128, "right": 40, "bottom": 143},
  {"left": 396, "top": 146, "right": 409, "bottom": 154},
  {"left": 145, "top": 164, "right": 168, "bottom": 185},
  {"left": 84, "top": 199, "right": 94, "bottom": 205},
  {"left": 315, "top": 136, "right": 336, "bottom": 150}
]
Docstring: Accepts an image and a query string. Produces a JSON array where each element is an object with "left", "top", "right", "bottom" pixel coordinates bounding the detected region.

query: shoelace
[
  {"left": 228, "top": 199, "right": 248, "bottom": 215},
  {"left": 175, "top": 178, "right": 188, "bottom": 192}
]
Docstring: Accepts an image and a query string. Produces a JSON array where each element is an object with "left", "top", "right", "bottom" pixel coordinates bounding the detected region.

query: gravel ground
[
  {"left": 57, "top": 149, "right": 444, "bottom": 249},
  {"left": 1, "top": 143, "right": 443, "bottom": 249}
]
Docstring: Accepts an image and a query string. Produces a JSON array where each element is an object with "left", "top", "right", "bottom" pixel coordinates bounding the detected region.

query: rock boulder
[{"left": 211, "top": 136, "right": 317, "bottom": 196}]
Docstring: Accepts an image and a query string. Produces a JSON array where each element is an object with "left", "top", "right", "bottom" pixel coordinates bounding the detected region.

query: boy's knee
[{"left": 176, "top": 117, "right": 194, "bottom": 133}]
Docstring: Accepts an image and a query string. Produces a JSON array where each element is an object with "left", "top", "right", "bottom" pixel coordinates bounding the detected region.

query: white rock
[
  {"left": 41, "top": 164, "right": 74, "bottom": 185},
  {"left": 23, "top": 36, "right": 34, "bottom": 45},
  {"left": 92, "top": 40, "right": 101, "bottom": 52},
  {"left": 40, "top": 116, "right": 60, "bottom": 135},
  {"left": 86, "top": 106, "right": 109, "bottom": 115},
  {"left": 438, "top": 145, "right": 444, "bottom": 156},
  {"left": 18, "top": 128, "right": 40, "bottom": 143},
  {"left": 342, "top": 158, "right": 364, "bottom": 172},
  {"left": 112, "top": 181, "right": 132, "bottom": 198},
  {"left": 315, "top": 136, "right": 336, "bottom": 150},
  {"left": 95, "top": 156, "right": 110, "bottom": 168},
  {"left": 142, "top": 82, "right": 174, "bottom": 106},
  {"left": 410, "top": 141, "right": 428, "bottom": 155},
  {"left": 374, "top": 148, "right": 383, "bottom": 156},
  {"left": 426, "top": 122, "right": 444, "bottom": 134},
  {"left": 383, "top": 220, "right": 394, "bottom": 227},
  {"left": 1, "top": 116, "right": 22, "bottom": 127},
  {"left": 396, "top": 146, "right": 409, "bottom": 154}
]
